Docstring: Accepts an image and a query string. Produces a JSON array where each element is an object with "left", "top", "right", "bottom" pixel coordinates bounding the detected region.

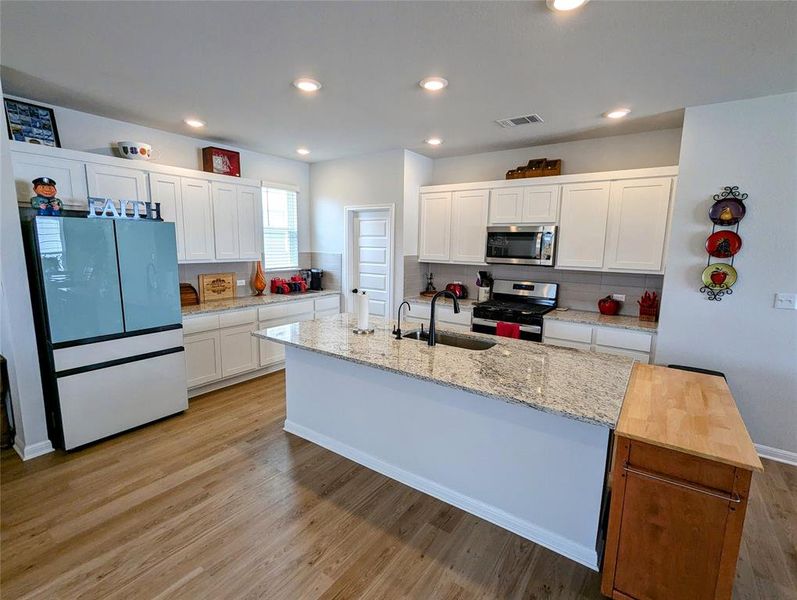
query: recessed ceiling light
[
  {"left": 293, "top": 78, "right": 322, "bottom": 92},
  {"left": 425, "top": 138, "right": 443, "bottom": 146},
  {"left": 604, "top": 108, "right": 631, "bottom": 119},
  {"left": 297, "top": 147, "right": 310, "bottom": 155},
  {"left": 184, "top": 118, "right": 206, "bottom": 128},
  {"left": 546, "top": 0, "right": 589, "bottom": 11},
  {"left": 419, "top": 77, "right": 448, "bottom": 92}
]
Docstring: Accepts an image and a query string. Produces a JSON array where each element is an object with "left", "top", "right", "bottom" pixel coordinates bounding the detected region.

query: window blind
[{"left": 262, "top": 187, "right": 299, "bottom": 270}]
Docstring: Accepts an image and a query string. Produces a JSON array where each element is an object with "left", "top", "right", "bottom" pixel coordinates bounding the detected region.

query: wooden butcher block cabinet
[{"left": 601, "top": 364, "right": 763, "bottom": 600}]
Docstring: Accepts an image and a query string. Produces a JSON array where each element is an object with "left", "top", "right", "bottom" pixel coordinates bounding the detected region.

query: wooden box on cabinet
[{"left": 601, "top": 366, "right": 763, "bottom": 600}]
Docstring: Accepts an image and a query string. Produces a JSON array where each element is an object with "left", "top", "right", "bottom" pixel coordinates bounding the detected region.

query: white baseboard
[
  {"left": 188, "top": 363, "right": 284, "bottom": 398},
  {"left": 755, "top": 443, "right": 797, "bottom": 467},
  {"left": 13, "top": 438, "right": 54, "bottom": 461},
  {"left": 283, "top": 419, "right": 599, "bottom": 571}
]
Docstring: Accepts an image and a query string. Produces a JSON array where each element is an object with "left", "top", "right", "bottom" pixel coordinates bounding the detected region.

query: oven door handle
[{"left": 472, "top": 318, "right": 541, "bottom": 334}]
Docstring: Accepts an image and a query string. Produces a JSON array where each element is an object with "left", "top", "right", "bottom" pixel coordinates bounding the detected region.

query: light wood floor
[{"left": 2, "top": 372, "right": 795, "bottom": 600}]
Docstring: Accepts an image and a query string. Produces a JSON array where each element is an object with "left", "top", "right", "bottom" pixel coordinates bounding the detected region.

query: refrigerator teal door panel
[
  {"left": 35, "top": 217, "right": 124, "bottom": 343},
  {"left": 115, "top": 220, "right": 181, "bottom": 332}
]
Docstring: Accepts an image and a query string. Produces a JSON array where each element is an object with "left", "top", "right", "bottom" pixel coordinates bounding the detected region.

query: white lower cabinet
[
  {"left": 543, "top": 320, "right": 654, "bottom": 363},
  {"left": 220, "top": 323, "right": 259, "bottom": 377},
  {"left": 184, "top": 330, "right": 223, "bottom": 387},
  {"left": 405, "top": 302, "right": 472, "bottom": 333}
]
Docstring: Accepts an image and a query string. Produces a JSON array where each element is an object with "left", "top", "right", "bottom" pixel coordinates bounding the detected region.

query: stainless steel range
[{"left": 471, "top": 279, "right": 558, "bottom": 342}]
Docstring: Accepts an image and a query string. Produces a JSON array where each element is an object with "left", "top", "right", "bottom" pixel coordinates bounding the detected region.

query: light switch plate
[
  {"left": 611, "top": 294, "right": 626, "bottom": 302},
  {"left": 774, "top": 293, "right": 796, "bottom": 310},
  {"left": 237, "top": 279, "right": 246, "bottom": 286}
]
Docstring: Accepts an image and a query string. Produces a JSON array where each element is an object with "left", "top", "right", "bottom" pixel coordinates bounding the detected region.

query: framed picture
[
  {"left": 4, "top": 98, "right": 61, "bottom": 147},
  {"left": 202, "top": 146, "right": 241, "bottom": 177}
]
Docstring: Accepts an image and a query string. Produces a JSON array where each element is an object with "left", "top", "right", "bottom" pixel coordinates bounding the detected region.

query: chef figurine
[{"left": 30, "top": 177, "right": 63, "bottom": 216}]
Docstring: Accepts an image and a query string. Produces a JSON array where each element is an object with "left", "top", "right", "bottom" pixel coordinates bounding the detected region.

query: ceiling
[{"left": 1, "top": 1, "right": 795, "bottom": 162}]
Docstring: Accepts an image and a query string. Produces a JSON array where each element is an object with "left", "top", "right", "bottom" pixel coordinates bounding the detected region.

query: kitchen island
[{"left": 256, "top": 314, "right": 635, "bottom": 569}]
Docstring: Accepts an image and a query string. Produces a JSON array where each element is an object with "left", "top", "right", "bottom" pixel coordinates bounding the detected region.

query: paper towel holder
[{"left": 351, "top": 288, "right": 375, "bottom": 334}]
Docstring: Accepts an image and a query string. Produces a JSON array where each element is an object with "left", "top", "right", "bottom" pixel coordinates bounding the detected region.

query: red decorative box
[{"left": 202, "top": 146, "right": 241, "bottom": 177}]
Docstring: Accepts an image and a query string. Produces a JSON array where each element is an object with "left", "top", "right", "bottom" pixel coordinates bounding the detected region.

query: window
[{"left": 262, "top": 187, "right": 299, "bottom": 270}]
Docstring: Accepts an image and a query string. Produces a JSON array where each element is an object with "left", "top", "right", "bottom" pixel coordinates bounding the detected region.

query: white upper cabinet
[
  {"left": 556, "top": 182, "right": 612, "bottom": 269},
  {"left": 149, "top": 173, "right": 185, "bottom": 261},
  {"left": 12, "top": 153, "right": 88, "bottom": 209},
  {"left": 236, "top": 185, "right": 263, "bottom": 260},
  {"left": 211, "top": 182, "right": 240, "bottom": 260},
  {"left": 450, "top": 190, "right": 489, "bottom": 263},
  {"left": 488, "top": 188, "right": 524, "bottom": 224},
  {"left": 418, "top": 192, "right": 452, "bottom": 262},
  {"left": 181, "top": 178, "right": 215, "bottom": 261},
  {"left": 604, "top": 178, "right": 672, "bottom": 272},
  {"left": 522, "top": 185, "right": 559, "bottom": 223},
  {"left": 85, "top": 163, "right": 149, "bottom": 206}
]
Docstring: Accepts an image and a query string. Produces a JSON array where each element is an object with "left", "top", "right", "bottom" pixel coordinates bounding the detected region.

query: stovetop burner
[{"left": 471, "top": 279, "right": 558, "bottom": 325}]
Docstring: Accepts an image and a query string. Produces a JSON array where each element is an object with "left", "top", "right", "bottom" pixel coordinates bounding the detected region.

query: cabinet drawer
[
  {"left": 315, "top": 308, "right": 339, "bottom": 319},
  {"left": 314, "top": 295, "right": 340, "bottom": 313},
  {"left": 544, "top": 338, "right": 591, "bottom": 352},
  {"left": 594, "top": 327, "right": 652, "bottom": 352},
  {"left": 437, "top": 306, "right": 472, "bottom": 326},
  {"left": 258, "top": 299, "right": 315, "bottom": 321},
  {"left": 408, "top": 303, "right": 431, "bottom": 320},
  {"left": 182, "top": 314, "right": 220, "bottom": 334},
  {"left": 627, "top": 439, "right": 736, "bottom": 493},
  {"left": 218, "top": 308, "right": 257, "bottom": 328},
  {"left": 543, "top": 320, "right": 592, "bottom": 343}
]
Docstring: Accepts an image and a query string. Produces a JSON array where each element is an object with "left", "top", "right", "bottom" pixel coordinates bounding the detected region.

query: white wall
[
  {"left": 5, "top": 96, "right": 312, "bottom": 252},
  {"left": 402, "top": 150, "right": 434, "bottom": 256},
  {"left": 656, "top": 93, "right": 797, "bottom": 458},
  {"left": 0, "top": 84, "right": 52, "bottom": 459},
  {"left": 431, "top": 128, "right": 683, "bottom": 184}
]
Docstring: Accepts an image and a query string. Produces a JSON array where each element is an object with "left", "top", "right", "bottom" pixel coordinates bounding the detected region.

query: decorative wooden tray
[{"left": 198, "top": 272, "right": 236, "bottom": 303}]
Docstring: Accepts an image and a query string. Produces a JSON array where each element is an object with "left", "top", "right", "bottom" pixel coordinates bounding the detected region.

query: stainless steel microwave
[{"left": 485, "top": 225, "right": 557, "bottom": 266}]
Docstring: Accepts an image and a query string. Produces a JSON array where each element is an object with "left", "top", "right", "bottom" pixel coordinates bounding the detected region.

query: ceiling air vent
[{"left": 495, "top": 114, "right": 544, "bottom": 128}]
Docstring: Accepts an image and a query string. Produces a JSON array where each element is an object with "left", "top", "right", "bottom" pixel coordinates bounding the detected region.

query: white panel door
[
  {"left": 212, "top": 182, "right": 239, "bottom": 260},
  {"left": 220, "top": 323, "right": 258, "bottom": 377},
  {"left": 522, "top": 185, "right": 560, "bottom": 223},
  {"left": 556, "top": 182, "right": 611, "bottom": 269},
  {"left": 149, "top": 173, "right": 185, "bottom": 261},
  {"left": 604, "top": 178, "right": 672, "bottom": 272},
  {"left": 11, "top": 153, "right": 88, "bottom": 209},
  {"left": 85, "top": 163, "right": 148, "bottom": 210},
  {"left": 237, "top": 185, "right": 262, "bottom": 260},
  {"left": 488, "top": 188, "right": 523, "bottom": 224},
  {"left": 180, "top": 178, "right": 215, "bottom": 261},
  {"left": 418, "top": 192, "right": 451, "bottom": 262},
  {"left": 353, "top": 210, "right": 391, "bottom": 317},
  {"left": 184, "top": 330, "right": 222, "bottom": 387},
  {"left": 450, "top": 190, "right": 489, "bottom": 263}
]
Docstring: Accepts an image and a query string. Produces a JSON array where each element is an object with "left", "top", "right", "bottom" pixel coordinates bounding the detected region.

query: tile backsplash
[
  {"left": 412, "top": 262, "right": 662, "bottom": 316},
  {"left": 310, "top": 252, "right": 343, "bottom": 292},
  {"left": 179, "top": 252, "right": 312, "bottom": 296}
]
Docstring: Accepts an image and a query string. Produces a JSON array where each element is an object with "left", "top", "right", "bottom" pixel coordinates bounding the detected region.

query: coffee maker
[{"left": 309, "top": 268, "right": 324, "bottom": 291}]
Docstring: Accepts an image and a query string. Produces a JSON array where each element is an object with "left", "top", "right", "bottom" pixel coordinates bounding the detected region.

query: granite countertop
[
  {"left": 404, "top": 295, "right": 479, "bottom": 309},
  {"left": 255, "top": 314, "right": 635, "bottom": 428},
  {"left": 546, "top": 310, "right": 658, "bottom": 333},
  {"left": 182, "top": 290, "right": 340, "bottom": 317}
]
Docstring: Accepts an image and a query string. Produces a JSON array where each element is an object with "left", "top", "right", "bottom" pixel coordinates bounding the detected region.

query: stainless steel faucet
[
  {"left": 428, "top": 291, "right": 460, "bottom": 346},
  {"left": 393, "top": 301, "right": 411, "bottom": 340}
]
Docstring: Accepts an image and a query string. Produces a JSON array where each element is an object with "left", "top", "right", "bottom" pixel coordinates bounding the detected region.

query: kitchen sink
[{"left": 402, "top": 330, "right": 496, "bottom": 351}]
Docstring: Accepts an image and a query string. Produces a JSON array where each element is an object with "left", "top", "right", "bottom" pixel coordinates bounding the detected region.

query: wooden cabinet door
[
  {"left": 604, "top": 178, "right": 672, "bottom": 272},
  {"left": 418, "top": 192, "right": 452, "bottom": 262},
  {"left": 212, "top": 181, "right": 240, "bottom": 260},
  {"left": 11, "top": 152, "right": 88, "bottom": 209},
  {"left": 149, "top": 173, "right": 185, "bottom": 261},
  {"left": 184, "top": 330, "right": 222, "bottom": 387},
  {"left": 488, "top": 188, "right": 523, "bottom": 224},
  {"left": 220, "top": 324, "right": 258, "bottom": 378},
  {"left": 86, "top": 163, "right": 149, "bottom": 206},
  {"left": 522, "top": 185, "right": 559, "bottom": 223},
  {"left": 180, "top": 178, "right": 215, "bottom": 261},
  {"left": 556, "top": 182, "right": 611, "bottom": 269},
  {"left": 450, "top": 190, "right": 488, "bottom": 264},
  {"left": 237, "top": 185, "right": 262, "bottom": 260}
]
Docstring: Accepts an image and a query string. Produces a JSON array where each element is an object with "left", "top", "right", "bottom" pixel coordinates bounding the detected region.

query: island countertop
[{"left": 255, "top": 314, "right": 635, "bottom": 428}]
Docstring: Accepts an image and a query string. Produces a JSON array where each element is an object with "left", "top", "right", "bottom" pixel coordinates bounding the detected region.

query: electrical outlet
[
  {"left": 774, "top": 293, "right": 796, "bottom": 310},
  {"left": 611, "top": 294, "right": 626, "bottom": 302},
  {"left": 237, "top": 279, "right": 246, "bottom": 286}
]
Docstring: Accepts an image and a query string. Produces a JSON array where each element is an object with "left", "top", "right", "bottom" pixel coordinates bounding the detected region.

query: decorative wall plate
[
  {"left": 709, "top": 198, "right": 746, "bottom": 226},
  {"left": 705, "top": 231, "right": 742, "bottom": 258},
  {"left": 701, "top": 263, "right": 737, "bottom": 290}
]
